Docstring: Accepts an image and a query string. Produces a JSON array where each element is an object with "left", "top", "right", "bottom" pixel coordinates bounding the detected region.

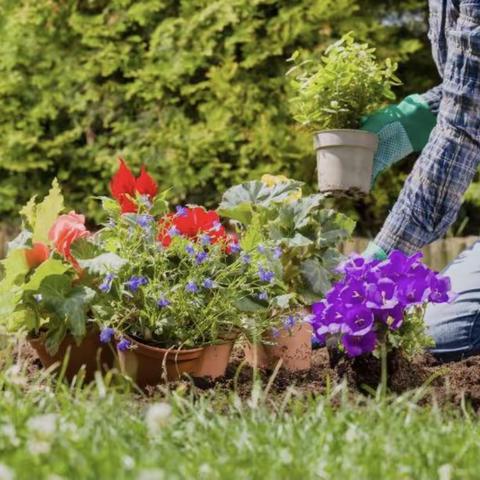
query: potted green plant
[
  {"left": 219, "top": 175, "right": 355, "bottom": 371},
  {"left": 88, "top": 161, "right": 283, "bottom": 388},
  {"left": 287, "top": 33, "right": 401, "bottom": 194},
  {"left": 0, "top": 181, "right": 114, "bottom": 381}
]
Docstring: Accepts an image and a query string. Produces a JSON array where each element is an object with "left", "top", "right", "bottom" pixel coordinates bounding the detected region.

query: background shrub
[{"left": 1, "top": 0, "right": 475, "bottom": 235}]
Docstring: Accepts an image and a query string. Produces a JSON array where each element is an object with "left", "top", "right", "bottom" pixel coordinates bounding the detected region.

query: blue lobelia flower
[
  {"left": 186, "top": 281, "right": 198, "bottom": 294},
  {"left": 195, "top": 252, "right": 208, "bottom": 265},
  {"left": 175, "top": 205, "right": 188, "bottom": 217},
  {"left": 185, "top": 243, "right": 195, "bottom": 255},
  {"left": 125, "top": 275, "right": 148, "bottom": 292},
  {"left": 156, "top": 297, "right": 171, "bottom": 308},
  {"left": 167, "top": 226, "right": 180, "bottom": 237},
  {"left": 136, "top": 214, "right": 154, "bottom": 229},
  {"left": 99, "top": 327, "right": 115, "bottom": 344},
  {"left": 99, "top": 273, "right": 115, "bottom": 293},
  {"left": 117, "top": 338, "right": 131, "bottom": 352},
  {"left": 203, "top": 278, "right": 215, "bottom": 289},
  {"left": 257, "top": 291, "right": 268, "bottom": 301},
  {"left": 273, "top": 246, "right": 282, "bottom": 259},
  {"left": 200, "top": 234, "right": 211, "bottom": 246},
  {"left": 257, "top": 266, "right": 274, "bottom": 283}
]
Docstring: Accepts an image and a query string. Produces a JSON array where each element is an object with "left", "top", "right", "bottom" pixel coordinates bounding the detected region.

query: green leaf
[
  {"left": 235, "top": 296, "right": 266, "bottom": 312},
  {"left": 70, "top": 238, "right": 100, "bottom": 260},
  {"left": 39, "top": 275, "right": 96, "bottom": 340},
  {"left": 217, "top": 202, "right": 253, "bottom": 225},
  {"left": 20, "top": 196, "right": 37, "bottom": 229},
  {"left": 271, "top": 293, "right": 296, "bottom": 309},
  {"left": 32, "top": 179, "right": 65, "bottom": 243},
  {"left": 219, "top": 180, "right": 304, "bottom": 217},
  {"left": 0, "top": 249, "right": 29, "bottom": 287},
  {"left": 23, "top": 259, "right": 70, "bottom": 292},
  {"left": 78, "top": 253, "right": 127, "bottom": 275},
  {"left": 300, "top": 258, "right": 332, "bottom": 296}
]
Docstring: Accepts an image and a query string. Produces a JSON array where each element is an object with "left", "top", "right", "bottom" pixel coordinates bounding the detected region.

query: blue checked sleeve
[{"left": 375, "top": 2, "right": 480, "bottom": 254}]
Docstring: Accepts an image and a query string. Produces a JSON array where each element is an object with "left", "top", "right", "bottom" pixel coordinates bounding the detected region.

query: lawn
[{"left": 1, "top": 343, "right": 479, "bottom": 480}]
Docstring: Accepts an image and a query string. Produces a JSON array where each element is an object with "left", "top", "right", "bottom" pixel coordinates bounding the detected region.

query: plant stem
[{"left": 380, "top": 341, "right": 388, "bottom": 400}]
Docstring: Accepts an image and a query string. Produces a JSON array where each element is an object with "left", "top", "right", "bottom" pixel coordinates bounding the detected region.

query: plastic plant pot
[
  {"left": 313, "top": 129, "right": 378, "bottom": 194},
  {"left": 244, "top": 321, "right": 313, "bottom": 372},
  {"left": 28, "top": 326, "right": 114, "bottom": 383},
  {"left": 117, "top": 336, "right": 205, "bottom": 389}
]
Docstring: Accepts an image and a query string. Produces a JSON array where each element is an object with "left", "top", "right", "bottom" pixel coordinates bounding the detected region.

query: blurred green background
[{"left": 0, "top": 0, "right": 478, "bottom": 236}]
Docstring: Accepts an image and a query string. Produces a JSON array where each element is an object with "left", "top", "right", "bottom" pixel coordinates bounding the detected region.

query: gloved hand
[
  {"left": 361, "top": 94, "right": 437, "bottom": 183},
  {"left": 363, "top": 242, "right": 387, "bottom": 261}
]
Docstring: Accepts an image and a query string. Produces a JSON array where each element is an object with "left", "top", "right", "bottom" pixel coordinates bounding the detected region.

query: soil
[
  {"left": 214, "top": 347, "right": 480, "bottom": 411},
  {"left": 15, "top": 339, "right": 480, "bottom": 411}
]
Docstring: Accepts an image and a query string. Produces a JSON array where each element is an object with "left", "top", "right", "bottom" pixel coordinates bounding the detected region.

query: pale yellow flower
[{"left": 260, "top": 174, "right": 302, "bottom": 202}]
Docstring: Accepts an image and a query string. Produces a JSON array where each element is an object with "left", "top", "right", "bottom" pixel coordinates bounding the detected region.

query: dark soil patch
[
  {"left": 17, "top": 338, "right": 480, "bottom": 411},
  {"left": 213, "top": 347, "right": 480, "bottom": 411}
]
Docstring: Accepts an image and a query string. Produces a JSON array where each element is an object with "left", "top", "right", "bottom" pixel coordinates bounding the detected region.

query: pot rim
[{"left": 122, "top": 335, "right": 205, "bottom": 360}]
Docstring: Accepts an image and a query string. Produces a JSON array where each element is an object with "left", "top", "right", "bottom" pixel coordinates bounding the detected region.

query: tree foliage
[{"left": 0, "top": 0, "right": 452, "bottom": 235}]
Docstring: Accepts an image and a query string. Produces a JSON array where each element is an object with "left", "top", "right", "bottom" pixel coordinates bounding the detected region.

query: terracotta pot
[
  {"left": 194, "top": 341, "right": 234, "bottom": 380},
  {"left": 117, "top": 336, "right": 204, "bottom": 389},
  {"left": 244, "top": 322, "right": 313, "bottom": 372},
  {"left": 314, "top": 129, "right": 378, "bottom": 194},
  {"left": 28, "top": 327, "right": 114, "bottom": 383}
]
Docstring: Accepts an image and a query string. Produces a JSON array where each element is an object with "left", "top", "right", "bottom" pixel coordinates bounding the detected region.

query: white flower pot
[{"left": 314, "top": 129, "right": 378, "bottom": 194}]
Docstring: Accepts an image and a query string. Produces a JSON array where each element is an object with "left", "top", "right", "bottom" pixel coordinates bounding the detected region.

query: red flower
[
  {"left": 110, "top": 158, "right": 158, "bottom": 213},
  {"left": 158, "top": 206, "right": 227, "bottom": 247},
  {"left": 25, "top": 242, "right": 50, "bottom": 269}
]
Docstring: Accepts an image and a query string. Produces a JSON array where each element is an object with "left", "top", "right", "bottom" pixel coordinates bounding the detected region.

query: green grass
[{"left": 0, "top": 354, "right": 479, "bottom": 480}]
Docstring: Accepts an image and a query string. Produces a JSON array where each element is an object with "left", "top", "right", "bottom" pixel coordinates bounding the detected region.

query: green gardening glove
[
  {"left": 363, "top": 242, "right": 387, "bottom": 261},
  {"left": 361, "top": 94, "right": 437, "bottom": 183}
]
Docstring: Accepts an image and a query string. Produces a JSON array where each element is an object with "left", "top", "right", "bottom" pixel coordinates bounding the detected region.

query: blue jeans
[{"left": 425, "top": 241, "right": 480, "bottom": 362}]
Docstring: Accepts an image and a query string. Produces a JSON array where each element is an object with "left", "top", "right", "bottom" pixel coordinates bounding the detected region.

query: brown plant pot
[
  {"left": 244, "top": 322, "right": 313, "bottom": 372},
  {"left": 117, "top": 336, "right": 204, "bottom": 389},
  {"left": 28, "top": 327, "right": 115, "bottom": 383},
  {"left": 194, "top": 341, "right": 234, "bottom": 380}
]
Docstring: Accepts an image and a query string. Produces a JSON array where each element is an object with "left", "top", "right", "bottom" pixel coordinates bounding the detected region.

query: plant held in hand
[
  {"left": 310, "top": 251, "right": 456, "bottom": 358},
  {"left": 287, "top": 33, "right": 400, "bottom": 131}
]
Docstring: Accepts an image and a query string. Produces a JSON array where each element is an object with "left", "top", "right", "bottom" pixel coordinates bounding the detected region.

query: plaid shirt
[{"left": 376, "top": 0, "right": 480, "bottom": 254}]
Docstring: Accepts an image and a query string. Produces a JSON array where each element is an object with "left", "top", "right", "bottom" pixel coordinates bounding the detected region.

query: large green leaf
[
  {"left": 23, "top": 259, "right": 70, "bottom": 292},
  {"left": 235, "top": 296, "right": 267, "bottom": 312},
  {"left": 300, "top": 258, "right": 332, "bottom": 296},
  {"left": 78, "top": 253, "right": 127, "bottom": 275},
  {"left": 0, "top": 249, "right": 29, "bottom": 287},
  {"left": 219, "top": 180, "right": 303, "bottom": 224},
  {"left": 32, "top": 179, "right": 65, "bottom": 243},
  {"left": 39, "top": 275, "right": 96, "bottom": 340}
]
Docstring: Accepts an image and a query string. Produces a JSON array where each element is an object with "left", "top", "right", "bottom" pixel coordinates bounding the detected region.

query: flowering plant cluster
[
  {"left": 83, "top": 160, "right": 289, "bottom": 349},
  {"left": 310, "top": 251, "right": 455, "bottom": 358},
  {"left": 0, "top": 181, "right": 97, "bottom": 354}
]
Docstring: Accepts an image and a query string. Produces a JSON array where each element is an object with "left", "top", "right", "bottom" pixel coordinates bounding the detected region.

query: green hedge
[{"left": 0, "top": 0, "right": 438, "bottom": 231}]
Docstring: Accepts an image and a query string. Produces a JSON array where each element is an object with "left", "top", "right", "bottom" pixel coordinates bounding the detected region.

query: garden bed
[
  {"left": 17, "top": 340, "right": 480, "bottom": 410},
  {"left": 217, "top": 348, "right": 480, "bottom": 410}
]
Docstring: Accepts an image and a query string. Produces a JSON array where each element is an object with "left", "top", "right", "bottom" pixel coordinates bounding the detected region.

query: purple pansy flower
[{"left": 309, "top": 250, "right": 455, "bottom": 358}]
